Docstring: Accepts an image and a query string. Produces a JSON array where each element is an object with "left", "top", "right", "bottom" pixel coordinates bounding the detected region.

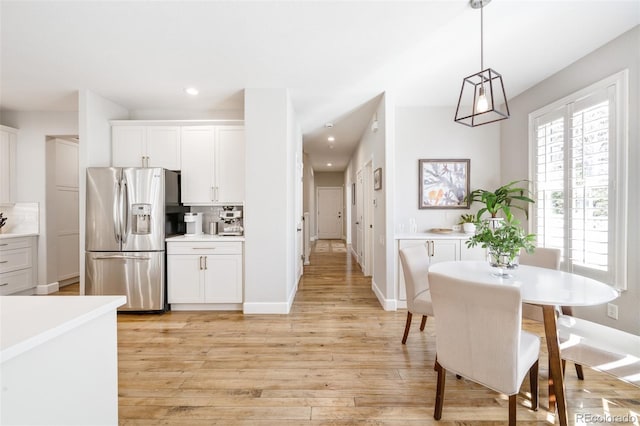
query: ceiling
[{"left": 1, "top": 1, "right": 638, "bottom": 172}]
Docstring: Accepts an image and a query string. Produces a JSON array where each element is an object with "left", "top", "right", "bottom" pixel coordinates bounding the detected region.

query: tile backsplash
[
  {"left": 0, "top": 202, "right": 39, "bottom": 234},
  {"left": 190, "top": 205, "right": 243, "bottom": 234}
]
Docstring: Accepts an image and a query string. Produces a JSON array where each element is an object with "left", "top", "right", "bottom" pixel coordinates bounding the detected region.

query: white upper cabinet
[
  {"left": 0, "top": 125, "right": 18, "bottom": 204},
  {"left": 215, "top": 126, "right": 245, "bottom": 204},
  {"left": 112, "top": 125, "right": 181, "bottom": 170},
  {"left": 180, "top": 126, "right": 216, "bottom": 204},
  {"left": 181, "top": 125, "right": 245, "bottom": 205}
]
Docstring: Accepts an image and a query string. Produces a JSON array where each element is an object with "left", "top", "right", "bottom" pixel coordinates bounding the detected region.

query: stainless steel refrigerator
[{"left": 85, "top": 167, "right": 183, "bottom": 312}]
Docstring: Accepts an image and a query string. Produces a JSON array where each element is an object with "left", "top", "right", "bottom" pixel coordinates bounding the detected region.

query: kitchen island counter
[{"left": 1, "top": 295, "right": 125, "bottom": 425}]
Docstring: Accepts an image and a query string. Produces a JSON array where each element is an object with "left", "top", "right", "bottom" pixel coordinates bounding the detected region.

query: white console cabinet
[
  {"left": 167, "top": 238, "right": 243, "bottom": 310},
  {"left": 396, "top": 233, "right": 485, "bottom": 305}
]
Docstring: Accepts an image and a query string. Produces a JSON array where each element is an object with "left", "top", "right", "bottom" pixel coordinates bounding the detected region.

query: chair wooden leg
[
  {"left": 508, "top": 394, "right": 516, "bottom": 426},
  {"left": 434, "top": 361, "right": 446, "bottom": 420},
  {"left": 420, "top": 315, "right": 427, "bottom": 331},
  {"left": 529, "top": 360, "right": 539, "bottom": 411},
  {"left": 575, "top": 363, "right": 585, "bottom": 380},
  {"left": 401, "top": 312, "right": 413, "bottom": 344}
]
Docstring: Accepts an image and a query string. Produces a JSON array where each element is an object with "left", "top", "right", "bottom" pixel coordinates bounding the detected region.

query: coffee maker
[{"left": 184, "top": 212, "right": 203, "bottom": 235}]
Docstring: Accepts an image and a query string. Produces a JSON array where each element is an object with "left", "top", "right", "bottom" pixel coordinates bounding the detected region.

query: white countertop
[
  {"left": 0, "top": 295, "right": 126, "bottom": 364},
  {"left": 166, "top": 234, "right": 245, "bottom": 242},
  {"left": 395, "top": 232, "right": 474, "bottom": 240},
  {"left": 0, "top": 232, "right": 39, "bottom": 239}
]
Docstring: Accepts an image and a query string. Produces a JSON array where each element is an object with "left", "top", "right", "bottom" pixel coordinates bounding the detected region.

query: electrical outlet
[
  {"left": 452, "top": 224, "right": 462, "bottom": 232},
  {"left": 607, "top": 303, "right": 619, "bottom": 320}
]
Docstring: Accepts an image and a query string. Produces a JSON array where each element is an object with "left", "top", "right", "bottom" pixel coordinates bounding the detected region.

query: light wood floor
[{"left": 54, "top": 241, "right": 639, "bottom": 425}]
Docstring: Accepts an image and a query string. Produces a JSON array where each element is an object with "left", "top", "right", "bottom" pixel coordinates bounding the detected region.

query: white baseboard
[
  {"left": 371, "top": 279, "right": 397, "bottom": 311},
  {"left": 243, "top": 302, "right": 291, "bottom": 314},
  {"left": 170, "top": 303, "right": 242, "bottom": 311},
  {"left": 311, "top": 236, "right": 317, "bottom": 242},
  {"left": 36, "top": 282, "right": 59, "bottom": 295}
]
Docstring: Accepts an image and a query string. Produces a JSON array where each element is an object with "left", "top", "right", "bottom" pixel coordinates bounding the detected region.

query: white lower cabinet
[
  {"left": 396, "top": 235, "right": 486, "bottom": 304},
  {"left": 167, "top": 241, "right": 243, "bottom": 310},
  {"left": 397, "top": 238, "right": 459, "bottom": 302},
  {"left": 0, "top": 236, "right": 37, "bottom": 295}
]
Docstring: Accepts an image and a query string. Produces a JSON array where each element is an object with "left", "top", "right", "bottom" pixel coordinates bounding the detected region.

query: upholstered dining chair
[
  {"left": 428, "top": 272, "right": 540, "bottom": 426},
  {"left": 519, "top": 247, "right": 584, "bottom": 379},
  {"left": 398, "top": 244, "right": 433, "bottom": 344}
]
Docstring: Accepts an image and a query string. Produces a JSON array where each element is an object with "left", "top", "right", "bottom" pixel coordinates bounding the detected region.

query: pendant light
[{"left": 454, "top": 0, "right": 509, "bottom": 127}]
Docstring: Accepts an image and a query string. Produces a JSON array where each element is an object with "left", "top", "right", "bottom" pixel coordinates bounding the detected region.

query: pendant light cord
[{"left": 480, "top": 2, "right": 484, "bottom": 73}]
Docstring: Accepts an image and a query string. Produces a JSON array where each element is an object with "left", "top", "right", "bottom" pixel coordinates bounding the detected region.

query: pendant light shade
[{"left": 454, "top": 0, "right": 509, "bottom": 127}]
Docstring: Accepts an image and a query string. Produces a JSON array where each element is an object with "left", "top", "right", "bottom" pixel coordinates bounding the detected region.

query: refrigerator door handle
[
  {"left": 93, "top": 255, "right": 151, "bottom": 261},
  {"left": 120, "top": 178, "right": 129, "bottom": 244},
  {"left": 113, "top": 181, "right": 121, "bottom": 243}
]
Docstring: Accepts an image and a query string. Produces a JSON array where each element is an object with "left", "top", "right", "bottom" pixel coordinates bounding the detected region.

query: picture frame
[
  {"left": 418, "top": 159, "right": 470, "bottom": 209},
  {"left": 373, "top": 168, "right": 382, "bottom": 191}
]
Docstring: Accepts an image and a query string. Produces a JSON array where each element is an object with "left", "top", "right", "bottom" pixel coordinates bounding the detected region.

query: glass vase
[{"left": 488, "top": 250, "right": 519, "bottom": 277}]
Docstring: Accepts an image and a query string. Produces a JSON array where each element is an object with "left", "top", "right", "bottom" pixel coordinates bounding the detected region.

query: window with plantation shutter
[{"left": 529, "top": 70, "right": 628, "bottom": 289}]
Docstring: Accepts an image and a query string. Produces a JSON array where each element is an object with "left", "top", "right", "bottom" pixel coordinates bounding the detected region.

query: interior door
[
  {"left": 317, "top": 187, "right": 343, "bottom": 239},
  {"left": 356, "top": 170, "right": 364, "bottom": 265}
]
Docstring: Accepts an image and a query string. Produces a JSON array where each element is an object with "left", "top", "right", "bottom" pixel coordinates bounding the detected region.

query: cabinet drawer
[
  {"left": 0, "top": 268, "right": 33, "bottom": 295},
  {"left": 0, "top": 247, "right": 33, "bottom": 273},
  {"left": 0, "top": 237, "right": 32, "bottom": 251},
  {"left": 167, "top": 241, "right": 242, "bottom": 255}
]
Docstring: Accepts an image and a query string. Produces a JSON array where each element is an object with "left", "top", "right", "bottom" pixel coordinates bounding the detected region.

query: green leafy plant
[
  {"left": 458, "top": 213, "right": 477, "bottom": 225},
  {"left": 465, "top": 179, "right": 535, "bottom": 219},
  {"left": 466, "top": 212, "right": 536, "bottom": 267}
]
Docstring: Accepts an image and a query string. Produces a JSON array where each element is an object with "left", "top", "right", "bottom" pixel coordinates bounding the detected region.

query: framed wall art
[
  {"left": 373, "top": 168, "right": 382, "bottom": 191},
  {"left": 418, "top": 159, "right": 470, "bottom": 209}
]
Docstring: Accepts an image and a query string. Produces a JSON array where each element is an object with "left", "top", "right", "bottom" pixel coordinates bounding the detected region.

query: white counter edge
[
  {"left": 0, "top": 295, "right": 126, "bottom": 364},
  {"left": 166, "top": 235, "right": 245, "bottom": 242},
  {"left": 0, "top": 232, "right": 39, "bottom": 239},
  {"left": 395, "top": 232, "right": 474, "bottom": 240}
]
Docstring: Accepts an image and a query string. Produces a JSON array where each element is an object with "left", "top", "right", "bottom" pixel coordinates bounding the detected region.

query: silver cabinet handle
[
  {"left": 0, "top": 260, "right": 8, "bottom": 264},
  {"left": 204, "top": 256, "right": 208, "bottom": 270},
  {"left": 192, "top": 247, "right": 216, "bottom": 250},
  {"left": 0, "top": 283, "right": 8, "bottom": 287},
  {"left": 199, "top": 256, "right": 203, "bottom": 270},
  {"left": 0, "top": 243, "right": 8, "bottom": 246}
]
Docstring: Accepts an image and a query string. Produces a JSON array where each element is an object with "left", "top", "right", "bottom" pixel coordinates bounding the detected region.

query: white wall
[
  {"left": 244, "top": 88, "right": 299, "bottom": 313},
  {"left": 501, "top": 26, "right": 640, "bottom": 334},
  {"left": 395, "top": 107, "right": 501, "bottom": 232},
  {"left": 393, "top": 105, "right": 501, "bottom": 308},
  {"left": 78, "top": 90, "right": 130, "bottom": 293},
  {"left": 345, "top": 94, "right": 390, "bottom": 305},
  {"left": 0, "top": 110, "right": 78, "bottom": 286}
]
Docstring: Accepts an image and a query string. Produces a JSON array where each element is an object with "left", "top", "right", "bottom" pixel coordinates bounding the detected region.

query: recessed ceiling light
[
  {"left": 327, "top": 136, "right": 335, "bottom": 142},
  {"left": 184, "top": 87, "right": 199, "bottom": 96},
  {"left": 327, "top": 163, "right": 333, "bottom": 167}
]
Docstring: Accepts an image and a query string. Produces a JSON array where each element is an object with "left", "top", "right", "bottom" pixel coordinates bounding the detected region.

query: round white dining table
[{"left": 428, "top": 260, "right": 619, "bottom": 426}]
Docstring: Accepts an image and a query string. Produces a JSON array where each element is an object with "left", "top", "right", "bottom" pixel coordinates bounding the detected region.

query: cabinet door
[
  {"left": 180, "top": 126, "right": 215, "bottom": 204},
  {"left": 146, "top": 126, "right": 181, "bottom": 170},
  {"left": 112, "top": 126, "right": 145, "bottom": 167},
  {"left": 215, "top": 126, "right": 245, "bottom": 203},
  {"left": 203, "top": 254, "right": 242, "bottom": 303},
  {"left": 0, "top": 129, "right": 16, "bottom": 204},
  {"left": 167, "top": 254, "right": 204, "bottom": 303},
  {"left": 430, "top": 239, "right": 459, "bottom": 264}
]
